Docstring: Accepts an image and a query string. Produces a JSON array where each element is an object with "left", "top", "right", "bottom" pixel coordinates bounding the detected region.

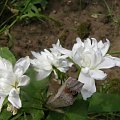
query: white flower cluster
[
  {"left": 0, "top": 40, "right": 72, "bottom": 114},
  {"left": 54, "top": 37, "right": 120, "bottom": 100},
  {"left": 0, "top": 37, "right": 120, "bottom": 114},
  {"left": 31, "top": 40, "right": 72, "bottom": 80},
  {"left": 0, "top": 56, "right": 30, "bottom": 113}
]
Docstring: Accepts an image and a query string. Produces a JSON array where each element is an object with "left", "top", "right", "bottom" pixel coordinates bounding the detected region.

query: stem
[
  {"left": 7, "top": 16, "right": 20, "bottom": 29},
  {"left": 109, "top": 51, "right": 120, "bottom": 55},
  {"left": 102, "top": 0, "right": 117, "bottom": 23},
  {"left": 0, "top": 0, "right": 9, "bottom": 17},
  {"left": 0, "top": 14, "right": 16, "bottom": 28},
  {"left": 22, "top": 106, "right": 47, "bottom": 111},
  {"left": 103, "top": 0, "right": 112, "bottom": 16},
  {"left": 21, "top": 0, "right": 32, "bottom": 13}
]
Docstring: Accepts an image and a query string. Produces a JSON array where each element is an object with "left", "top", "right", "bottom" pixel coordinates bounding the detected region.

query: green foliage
[
  {"left": 0, "top": 109, "right": 13, "bottom": 120},
  {"left": 14, "top": 0, "right": 48, "bottom": 20},
  {"left": 88, "top": 93, "right": 120, "bottom": 112},
  {"left": 77, "top": 22, "right": 91, "bottom": 39},
  {"left": 19, "top": 68, "right": 48, "bottom": 120},
  {"left": 102, "top": 0, "right": 120, "bottom": 24},
  {"left": 0, "top": 0, "right": 48, "bottom": 33},
  {"left": 0, "top": 47, "right": 16, "bottom": 64}
]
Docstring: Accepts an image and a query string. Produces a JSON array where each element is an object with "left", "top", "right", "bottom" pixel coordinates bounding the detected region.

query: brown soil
[{"left": 0, "top": 0, "right": 120, "bottom": 84}]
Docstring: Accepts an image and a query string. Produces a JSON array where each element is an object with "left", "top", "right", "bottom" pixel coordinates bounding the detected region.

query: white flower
[
  {"left": 55, "top": 37, "right": 120, "bottom": 100},
  {"left": 31, "top": 40, "right": 73, "bottom": 80},
  {"left": 0, "top": 56, "right": 30, "bottom": 111}
]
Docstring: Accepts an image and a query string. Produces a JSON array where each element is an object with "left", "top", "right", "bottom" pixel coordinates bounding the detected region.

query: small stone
[
  {"left": 74, "top": 21, "right": 77, "bottom": 25},
  {"left": 45, "top": 36, "right": 48, "bottom": 40},
  {"left": 67, "top": 0, "right": 72, "bottom": 5},
  {"left": 52, "top": 10, "right": 57, "bottom": 14}
]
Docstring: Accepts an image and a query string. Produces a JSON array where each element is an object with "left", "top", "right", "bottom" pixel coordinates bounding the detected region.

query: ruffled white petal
[
  {"left": 0, "top": 57, "right": 30, "bottom": 111},
  {"left": 81, "top": 87, "right": 96, "bottom": 100},
  {"left": 90, "top": 69, "right": 107, "bottom": 80},
  {"left": 107, "top": 56, "right": 120, "bottom": 67},
  {"left": 98, "top": 39, "right": 110, "bottom": 56},
  {"left": 0, "top": 70, "right": 13, "bottom": 80},
  {"left": 14, "top": 56, "right": 30, "bottom": 76},
  {"left": 0, "top": 57, "right": 13, "bottom": 71},
  {"left": 76, "top": 37, "right": 84, "bottom": 46},
  {"left": 96, "top": 55, "right": 115, "bottom": 69},
  {"left": 36, "top": 70, "right": 52, "bottom": 80},
  {"left": 113, "top": 57, "right": 120, "bottom": 67},
  {"left": 78, "top": 71, "right": 96, "bottom": 100},
  {"left": 18, "top": 75, "right": 30, "bottom": 87},
  {"left": 31, "top": 58, "right": 52, "bottom": 71},
  {"left": 84, "top": 38, "right": 92, "bottom": 48},
  {"left": 52, "top": 45, "right": 71, "bottom": 58},
  {"left": 54, "top": 59, "right": 73, "bottom": 73},
  {"left": 0, "top": 78, "right": 13, "bottom": 95},
  {"left": 8, "top": 89, "right": 21, "bottom": 109},
  {"left": 31, "top": 51, "right": 41, "bottom": 59},
  {"left": 72, "top": 38, "right": 83, "bottom": 56},
  {"left": 14, "top": 66, "right": 24, "bottom": 77}
]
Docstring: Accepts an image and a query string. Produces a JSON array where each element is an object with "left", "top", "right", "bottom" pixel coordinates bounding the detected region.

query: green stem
[
  {"left": 0, "top": 0, "right": 9, "bottom": 17},
  {"left": 103, "top": 0, "right": 112, "bottom": 16},
  {"left": 21, "top": 0, "right": 33, "bottom": 13},
  {"left": 22, "top": 106, "right": 47, "bottom": 111},
  {"left": 103, "top": 0, "right": 117, "bottom": 23},
  {"left": 0, "top": 14, "right": 16, "bottom": 28},
  {"left": 109, "top": 51, "right": 120, "bottom": 55}
]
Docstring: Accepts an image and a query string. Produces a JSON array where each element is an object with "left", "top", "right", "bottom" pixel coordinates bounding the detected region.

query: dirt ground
[{"left": 0, "top": 0, "right": 120, "bottom": 88}]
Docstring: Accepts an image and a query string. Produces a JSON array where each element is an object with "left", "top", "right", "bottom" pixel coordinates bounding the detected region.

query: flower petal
[
  {"left": 114, "top": 57, "right": 120, "bottom": 67},
  {"left": 55, "top": 59, "right": 73, "bottom": 73},
  {"left": 52, "top": 45, "right": 72, "bottom": 58},
  {"left": 78, "top": 71, "right": 96, "bottom": 100},
  {"left": 0, "top": 69, "right": 13, "bottom": 80},
  {"left": 107, "top": 56, "right": 120, "bottom": 67},
  {"left": 0, "top": 57, "right": 13, "bottom": 71},
  {"left": 14, "top": 56, "right": 30, "bottom": 76},
  {"left": 98, "top": 39, "right": 110, "bottom": 56},
  {"left": 31, "top": 51, "right": 41, "bottom": 59},
  {"left": 96, "top": 55, "right": 116, "bottom": 69},
  {"left": 0, "top": 78, "right": 13, "bottom": 95},
  {"left": 18, "top": 75, "right": 30, "bottom": 87},
  {"left": 8, "top": 88, "right": 21, "bottom": 109},
  {"left": 72, "top": 37, "right": 83, "bottom": 56},
  {"left": 36, "top": 70, "right": 52, "bottom": 80},
  {"left": 0, "top": 96, "right": 6, "bottom": 112},
  {"left": 81, "top": 88, "right": 95, "bottom": 100},
  {"left": 14, "top": 66, "right": 24, "bottom": 77},
  {"left": 90, "top": 70, "right": 107, "bottom": 80},
  {"left": 84, "top": 38, "right": 92, "bottom": 48},
  {"left": 76, "top": 37, "right": 83, "bottom": 46}
]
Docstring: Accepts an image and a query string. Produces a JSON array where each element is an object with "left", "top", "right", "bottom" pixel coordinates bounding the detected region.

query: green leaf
[
  {"left": 20, "top": 68, "right": 48, "bottom": 119},
  {"left": 0, "top": 47, "right": 16, "bottom": 64},
  {"left": 46, "top": 95, "right": 89, "bottom": 120},
  {"left": 46, "top": 112, "right": 64, "bottom": 120},
  {"left": 31, "top": 109, "right": 44, "bottom": 120},
  {"left": 0, "top": 109, "right": 12, "bottom": 120},
  {"left": 64, "top": 95, "right": 89, "bottom": 120},
  {"left": 88, "top": 93, "right": 120, "bottom": 112},
  {"left": 24, "top": 68, "right": 49, "bottom": 94},
  {"left": 109, "top": 51, "right": 120, "bottom": 55},
  {"left": 10, "top": 113, "right": 23, "bottom": 120}
]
